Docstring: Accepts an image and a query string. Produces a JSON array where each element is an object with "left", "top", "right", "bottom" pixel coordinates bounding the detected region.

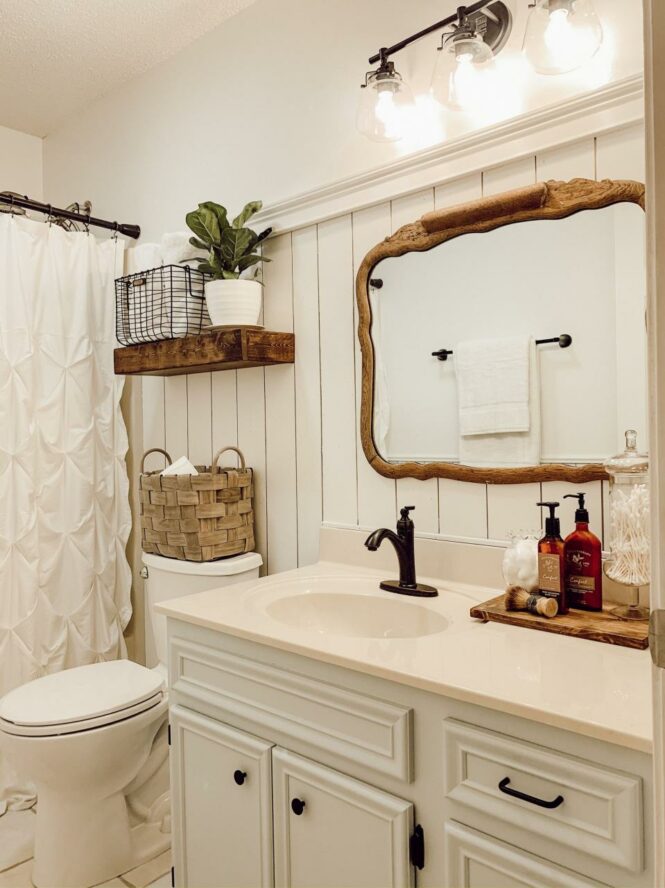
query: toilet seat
[{"left": 0, "top": 660, "right": 165, "bottom": 738}]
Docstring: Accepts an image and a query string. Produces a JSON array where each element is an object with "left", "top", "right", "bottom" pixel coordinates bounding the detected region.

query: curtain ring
[
  {"left": 85, "top": 211, "right": 91, "bottom": 236},
  {"left": 112, "top": 221, "right": 119, "bottom": 241},
  {"left": 9, "top": 195, "right": 14, "bottom": 217},
  {"left": 47, "top": 204, "right": 53, "bottom": 227}
]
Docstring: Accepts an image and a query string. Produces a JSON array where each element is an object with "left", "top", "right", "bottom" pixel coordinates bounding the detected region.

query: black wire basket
[{"left": 115, "top": 265, "right": 211, "bottom": 346}]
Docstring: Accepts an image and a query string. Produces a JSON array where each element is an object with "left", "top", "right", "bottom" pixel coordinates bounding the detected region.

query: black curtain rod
[{"left": 0, "top": 193, "right": 141, "bottom": 240}]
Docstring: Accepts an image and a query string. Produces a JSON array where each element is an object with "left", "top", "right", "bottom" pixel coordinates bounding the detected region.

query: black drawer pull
[
  {"left": 291, "top": 798, "right": 306, "bottom": 816},
  {"left": 498, "top": 777, "right": 564, "bottom": 809},
  {"left": 233, "top": 770, "right": 247, "bottom": 786}
]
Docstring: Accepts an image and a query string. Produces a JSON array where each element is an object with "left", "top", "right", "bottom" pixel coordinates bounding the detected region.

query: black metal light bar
[
  {"left": 0, "top": 192, "right": 141, "bottom": 239},
  {"left": 368, "top": 0, "right": 494, "bottom": 65},
  {"left": 432, "top": 334, "right": 573, "bottom": 361}
]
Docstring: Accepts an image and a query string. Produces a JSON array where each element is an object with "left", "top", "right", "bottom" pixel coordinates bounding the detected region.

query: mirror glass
[{"left": 369, "top": 204, "right": 647, "bottom": 467}]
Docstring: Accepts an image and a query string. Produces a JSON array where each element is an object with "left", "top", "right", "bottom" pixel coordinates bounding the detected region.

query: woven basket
[{"left": 139, "top": 446, "right": 255, "bottom": 562}]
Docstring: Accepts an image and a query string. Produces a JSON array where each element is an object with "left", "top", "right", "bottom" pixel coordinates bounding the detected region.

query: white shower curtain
[{"left": 0, "top": 214, "right": 132, "bottom": 813}]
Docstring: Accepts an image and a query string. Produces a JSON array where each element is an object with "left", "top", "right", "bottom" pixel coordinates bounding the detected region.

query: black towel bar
[{"left": 431, "top": 334, "right": 572, "bottom": 361}]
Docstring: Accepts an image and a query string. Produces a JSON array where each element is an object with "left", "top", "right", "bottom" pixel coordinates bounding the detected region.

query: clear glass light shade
[
  {"left": 431, "top": 34, "right": 496, "bottom": 111},
  {"left": 523, "top": 0, "right": 603, "bottom": 75},
  {"left": 356, "top": 71, "right": 415, "bottom": 142}
]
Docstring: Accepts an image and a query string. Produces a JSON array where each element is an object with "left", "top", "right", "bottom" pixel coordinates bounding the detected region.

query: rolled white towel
[
  {"left": 161, "top": 231, "right": 207, "bottom": 267},
  {"left": 125, "top": 243, "right": 162, "bottom": 274}
]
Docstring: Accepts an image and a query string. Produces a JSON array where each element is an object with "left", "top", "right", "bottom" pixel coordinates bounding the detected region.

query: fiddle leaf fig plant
[{"left": 185, "top": 200, "right": 272, "bottom": 281}]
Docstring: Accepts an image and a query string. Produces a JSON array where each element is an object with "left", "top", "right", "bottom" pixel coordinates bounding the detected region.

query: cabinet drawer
[
  {"left": 444, "top": 821, "right": 607, "bottom": 887},
  {"left": 170, "top": 636, "right": 413, "bottom": 781},
  {"left": 443, "top": 719, "right": 643, "bottom": 873}
]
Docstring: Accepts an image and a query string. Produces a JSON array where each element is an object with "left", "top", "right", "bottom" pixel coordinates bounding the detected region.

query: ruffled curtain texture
[{"left": 0, "top": 215, "right": 132, "bottom": 812}]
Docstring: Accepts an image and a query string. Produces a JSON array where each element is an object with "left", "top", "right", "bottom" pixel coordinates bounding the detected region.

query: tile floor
[{"left": 0, "top": 850, "right": 171, "bottom": 888}]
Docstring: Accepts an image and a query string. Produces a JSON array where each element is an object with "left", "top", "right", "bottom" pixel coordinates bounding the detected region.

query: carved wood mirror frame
[{"left": 356, "top": 177, "right": 646, "bottom": 484}]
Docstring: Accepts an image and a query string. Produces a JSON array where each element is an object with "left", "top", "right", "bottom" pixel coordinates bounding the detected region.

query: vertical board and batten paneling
[
  {"left": 318, "top": 215, "right": 358, "bottom": 527},
  {"left": 140, "top": 122, "right": 646, "bottom": 577},
  {"left": 390, "top": 190, "right": 440, "bottom": 533},
  {"left": 263, "top": 233, "right": 298, "bottom": 573},
  {"left": 292, "top": 226, "right": 323, "bottom": 567},
  {"left": 351, "top": 202, "right": 396, "bottom": 529},
  {"left": 187, "top": 373, "right": 212, "bottom": 465}
]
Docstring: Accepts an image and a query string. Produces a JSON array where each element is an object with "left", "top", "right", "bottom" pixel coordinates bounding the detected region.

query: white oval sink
[{"left": 265, "top": 590, "right": 449, "bottom": 639}]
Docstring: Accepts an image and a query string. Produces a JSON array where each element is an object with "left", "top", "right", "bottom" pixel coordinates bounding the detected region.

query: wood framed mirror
[{"left": 356, "top": 178, "right": 646, "bottom": 484}]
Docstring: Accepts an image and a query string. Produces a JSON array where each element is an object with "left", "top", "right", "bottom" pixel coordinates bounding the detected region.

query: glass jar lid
[{"left": 604, "top": 429, "right": 648, "bottom": 475}]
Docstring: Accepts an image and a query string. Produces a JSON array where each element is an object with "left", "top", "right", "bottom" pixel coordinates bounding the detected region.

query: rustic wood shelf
[{"left": 114, "top": 327, "right": 295, "bottom": 377}]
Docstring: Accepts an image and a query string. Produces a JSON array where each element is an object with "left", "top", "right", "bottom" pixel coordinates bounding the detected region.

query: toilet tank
[{"left": 142, "top": 552, "right": 263, "bottom": 669}]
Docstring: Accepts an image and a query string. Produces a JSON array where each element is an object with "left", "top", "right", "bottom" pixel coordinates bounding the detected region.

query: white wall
[
  {"left": 137, "top": 124, "right": 645, "bottom": 577},
  {"left": 0, "top": 124, "right": 43, "bottom": 198},
  {"left": 39, "top": 0, "right": 646, "bottom": 577},
  {"left": 41, "top": 0, "right": 642, "bottom": 239}
]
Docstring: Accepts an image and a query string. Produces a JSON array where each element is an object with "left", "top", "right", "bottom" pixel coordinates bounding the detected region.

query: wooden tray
[{"left": 470, "top": 595, "right": 648, "bottom": 650}]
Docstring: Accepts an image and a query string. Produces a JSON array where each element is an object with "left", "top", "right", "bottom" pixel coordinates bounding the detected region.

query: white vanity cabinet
[
  {"left": 170, "top": 706, "right": 415, "bottom": 888},
  {"left": 166, "top": 620, "right": 653, "bottom": 888},
  {"left": 169, "top": 706, "right": 274, "bottom": 888}
]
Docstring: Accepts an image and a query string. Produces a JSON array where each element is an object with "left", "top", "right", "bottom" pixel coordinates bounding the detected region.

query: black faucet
[{"left": 365, "top": 506, "right": 438, "bottom": 597}]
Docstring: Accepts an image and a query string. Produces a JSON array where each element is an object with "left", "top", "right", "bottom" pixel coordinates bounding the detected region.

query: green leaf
[
  {"left": 220, "top": 227, "right": 254, "bottom": 271},
  {"left": 255, "top": 227, "right": 272, "bottom": 245},
  {"left": 196, "top": 261, "right": 219, "bottom": 276},
  {"left": 232, "top": 200, "right": 262, "bottom": 229},
  {"left": 186, "top": 210, "right": 213, "bottom": 245},
  {"left": 188, "top": 236, "right": 209, "bottom": 252},
  {"left": 221, "top": 269, "right": 241, "bottom": 280},
  {"left": 236, "top": 253, "right": 264, "bottom": 273},
  {"left": 199, "top": 201, "right": 229, "bottom": 232}
]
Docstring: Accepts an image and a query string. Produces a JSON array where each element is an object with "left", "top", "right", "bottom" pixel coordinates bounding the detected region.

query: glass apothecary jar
[
  {"left": 502, "top": 530, "right": 541, "bottom": 593},
  {"left": 603, "top": 429, "right": 650, "bottom": 620}
]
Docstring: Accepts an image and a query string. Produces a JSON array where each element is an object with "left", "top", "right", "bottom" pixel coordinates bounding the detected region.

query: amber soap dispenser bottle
[
  {"left": 537, "top": 501, "right": 567, "bottom": 614},
  {"left": 563, "top": 492, "right": 602, "bottom": 611}
]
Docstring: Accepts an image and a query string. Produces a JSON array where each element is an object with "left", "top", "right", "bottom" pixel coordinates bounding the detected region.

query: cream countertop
[{"left": 156, "top": 561, "right": 653, "bottom": 754}]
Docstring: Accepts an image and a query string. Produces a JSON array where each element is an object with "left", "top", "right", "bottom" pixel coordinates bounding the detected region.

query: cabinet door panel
[
  {"left": 170, "top": 705, "right": 274, "bottom": 888},
  {"left": 272, "top": 748, "right": 414, "bottom": 888}
]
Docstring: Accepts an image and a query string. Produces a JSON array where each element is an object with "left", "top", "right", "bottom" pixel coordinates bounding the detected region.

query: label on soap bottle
[{"left": 538, "top": 552, "right": 561, "bottom": 595}]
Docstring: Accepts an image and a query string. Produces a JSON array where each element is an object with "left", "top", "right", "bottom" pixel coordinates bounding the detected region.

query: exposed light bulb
[
  {"left": 357, "top": 63, "right": 415, "bottom": 142},
  {"left": 523, "top": 0, "right": 603, "bottom": 75},
  {"left": 431, "top": 33, "right": 495, "bottom": 112}
]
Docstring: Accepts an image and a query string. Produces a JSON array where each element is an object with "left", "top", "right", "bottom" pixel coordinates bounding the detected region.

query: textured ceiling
[{"left": 0, "top": 0, "right": 259, "bottom": 136}]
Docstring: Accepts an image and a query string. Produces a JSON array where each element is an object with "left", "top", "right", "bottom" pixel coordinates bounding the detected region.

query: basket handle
[
  {"left": 213, "top": 446, "right": 246, "bottom": 470},
  {"left": 141, "top": 448, "right": 173, "bottom": 473}
]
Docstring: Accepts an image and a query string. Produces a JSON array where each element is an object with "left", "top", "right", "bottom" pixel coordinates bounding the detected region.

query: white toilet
[{"left": 0, "top": 551, "right": 262, "bottom": 888}]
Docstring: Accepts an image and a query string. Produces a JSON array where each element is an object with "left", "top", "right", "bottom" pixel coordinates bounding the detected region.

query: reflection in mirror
[{"left": 369, "top": 203, "right": 646, "bottom": 471}]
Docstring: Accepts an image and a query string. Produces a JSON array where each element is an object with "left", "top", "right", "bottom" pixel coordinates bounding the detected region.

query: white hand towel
[
  {"left": 458, "top": 338, "right": 541, "bottom": 468},
  {"left": 456, "top": 335, "right": 531, "bottom": 436},
  {"left": 125, "top": 243, "right": 162, "bottom": 274},
  {"left": 161, "top": 456, "right": 199, "bottom": 476},
  {"left": 161, "top": 231, "right": 208, "bottom": 267}
]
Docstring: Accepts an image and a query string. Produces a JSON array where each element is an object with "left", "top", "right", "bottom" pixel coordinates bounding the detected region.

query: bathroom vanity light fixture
[
  {"left": 523, "top": 0, "right": 603, "bottom": 75},
  {"left": 357, "top": 48, "right": 416, "bottom": 142},
  {"left": 358, "top": 0, "right": 603, "bottom": 139}
]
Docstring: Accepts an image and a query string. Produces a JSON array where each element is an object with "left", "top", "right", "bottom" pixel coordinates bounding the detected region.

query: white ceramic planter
[{"left": 205, "top": 279, "right": 263, "bottom": 326}]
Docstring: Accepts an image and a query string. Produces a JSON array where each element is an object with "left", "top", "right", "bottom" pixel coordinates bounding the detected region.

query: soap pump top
[
  {"left": 564, "top": 492, "right": 589, "bottom": 523},
  {"left": 537, "top": 501, "right": 561, "bottom": 538}
]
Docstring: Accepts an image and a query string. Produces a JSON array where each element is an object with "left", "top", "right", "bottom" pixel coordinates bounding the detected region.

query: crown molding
[{"left": 256, "top": 74, "right": 644, "bottom": 234}]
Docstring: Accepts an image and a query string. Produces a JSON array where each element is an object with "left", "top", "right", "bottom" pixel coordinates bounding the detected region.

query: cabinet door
[
  {"left": 170, "top": 705, "right": 274, "bottom": 888},
  {"left": 445, "top": 822, "right": 608, "bottom": 888},
  {"left": 272, "top": 748, "right": 414, "bottom": 888}
]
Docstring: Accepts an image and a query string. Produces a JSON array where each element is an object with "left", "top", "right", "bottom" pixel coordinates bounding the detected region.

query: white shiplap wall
[{"left": 141, "top": 123, "right": 645, "bottom": 575}]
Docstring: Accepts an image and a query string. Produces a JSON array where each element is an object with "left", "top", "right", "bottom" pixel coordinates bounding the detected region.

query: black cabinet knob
[
  {"left": 233, "top": 770, "right": 247, "bottom": 786},
  {"left": 291, "top": 798, "right": 306, "bottom": 816}
]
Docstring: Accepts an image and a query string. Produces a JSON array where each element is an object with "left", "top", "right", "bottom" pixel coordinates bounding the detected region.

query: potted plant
[{"left": 185, "top": 200, "right": 272, "bottom": 326}]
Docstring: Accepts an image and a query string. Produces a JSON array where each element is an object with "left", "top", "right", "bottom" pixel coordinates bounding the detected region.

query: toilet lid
[{"left": 0, "top": 660, "right": 164, "bottom": 728}]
